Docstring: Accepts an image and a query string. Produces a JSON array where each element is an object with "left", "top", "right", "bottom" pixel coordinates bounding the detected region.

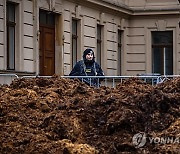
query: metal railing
[
  {"left": 0, "top": 74, "right": 19, "bottom": 85},
  {"left": 0, "top": 74, "right": 179, "bottom": 87},
  {"left": 62, "top": 75, "right": 180, "bottom": 88}
]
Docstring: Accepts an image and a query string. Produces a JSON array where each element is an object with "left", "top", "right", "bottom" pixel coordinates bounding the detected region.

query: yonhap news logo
[
  {"left": 132, "top": 132, "right": 147, "bottom": 148},
  {"left": 132, "top": 132, "right": 180, "bottom": 148}
]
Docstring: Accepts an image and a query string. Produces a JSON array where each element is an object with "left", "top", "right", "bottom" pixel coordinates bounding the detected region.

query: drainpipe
[{"left": 33, "top": 0, "right": 39, "bottom": 75}]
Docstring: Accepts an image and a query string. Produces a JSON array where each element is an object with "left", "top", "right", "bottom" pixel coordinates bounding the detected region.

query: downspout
[{"left": 33, "top": 0, "right": 39, "bottom": 75}]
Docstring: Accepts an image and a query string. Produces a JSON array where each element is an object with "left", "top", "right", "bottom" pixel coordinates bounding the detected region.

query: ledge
[
  {"left": 66, "top": 0, "right": 180, "bottom": 16},
  {"left": 0, "top": 70, "right": 36, "bottom": 77}
]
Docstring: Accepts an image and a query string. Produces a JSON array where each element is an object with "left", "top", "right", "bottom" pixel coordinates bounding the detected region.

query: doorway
[{"left": 39, "top": 10, "right": 55, "bottom": 76}]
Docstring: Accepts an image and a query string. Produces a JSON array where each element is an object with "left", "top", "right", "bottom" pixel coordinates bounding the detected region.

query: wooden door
[
  {"left": 39, "top": 10, "right": 55, "bottom": 76},
  {"left": 39, "top": 26, "right": 55, "bottom": 75}
]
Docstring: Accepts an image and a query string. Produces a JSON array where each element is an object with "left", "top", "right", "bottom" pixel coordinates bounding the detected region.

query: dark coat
[{"left": 69, "top": 60, "right": 104, "bottom": 87}]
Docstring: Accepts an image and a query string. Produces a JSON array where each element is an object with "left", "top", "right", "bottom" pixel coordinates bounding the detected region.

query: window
[
  {"left": 7, "top": 2, "right": 16, "bottom": 70},
  {"left": 97, "top": 24, "right": 102, "bottom": 65},
  {"left": 39, "top": 10, "right": 55, "bottom": 26},
  {"left": 72, "top": 19, "right": 78, "bottom": 67},
  {"left": 152, "top": 31, "right": 173, "bottom": 75},
  {"left": 118, "top": 30, "right": 122, "bottom": 75}
]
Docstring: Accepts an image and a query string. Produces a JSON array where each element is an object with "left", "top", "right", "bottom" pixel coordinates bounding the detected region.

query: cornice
[
  {"left": 65, "top": 0, "right": 180, "bottom": 16},
  {"left": 132, "top": 6, "right": 180, "bottom": 16}
]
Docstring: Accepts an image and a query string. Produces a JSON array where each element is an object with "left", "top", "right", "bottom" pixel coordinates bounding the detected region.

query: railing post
[{"left": 112, "top": 78, "right": 115, "bottom": 88}]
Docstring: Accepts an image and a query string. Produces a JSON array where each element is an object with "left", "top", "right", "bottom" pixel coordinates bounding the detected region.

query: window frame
[
  {"left": 39, "top": 9, "right": 55, "bottom": 27},
  {"left": 152, "top": 31, "right": 173, "bottom": 75},
  {"left": 72, "top": 19, "right": 78, "bottom": 67},
  {"left": 6, "top": 2, "right": 16, "bottom": 70},
  {"left": 118, "top": 30, "right": 122, "bottom": 75},
  {"left": 97, "top": 24, "right": 102, "bottom": 65}
]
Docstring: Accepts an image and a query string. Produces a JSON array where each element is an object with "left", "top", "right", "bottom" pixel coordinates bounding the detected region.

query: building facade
[{"left": 0, "top": 0, "right": 180, "bottom": 76}]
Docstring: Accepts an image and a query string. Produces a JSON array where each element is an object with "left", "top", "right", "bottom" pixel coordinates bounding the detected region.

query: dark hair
[
  {"left": 83, "top": 48, "right": 94, "bottom": 58},
  {"left": 83, "top": 48, "right": 95, "bottom": 63}
]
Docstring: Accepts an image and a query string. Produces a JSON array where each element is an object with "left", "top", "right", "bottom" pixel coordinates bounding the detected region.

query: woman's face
[{"left": 86, "top": 53, "right": 93, "bottom": 61}]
